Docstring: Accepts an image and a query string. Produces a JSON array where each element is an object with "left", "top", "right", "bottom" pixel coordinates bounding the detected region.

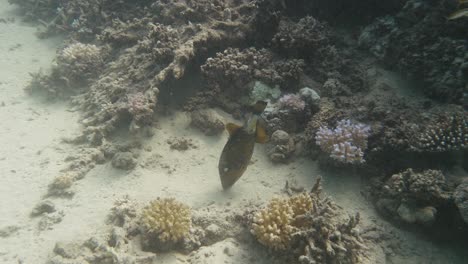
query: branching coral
[
  {"left": 141, "top": 198, "right": 191, "bottom": 243},
  {"left": 315, "top": 119, "right": 370, "bottom": 163},
  {"left": 251, "top": 197, "right": 296, "bottom": 250},
  {"left": 413, "top": 113, "right": 468, "bottom": 152},
  {"left": 278, "top": 94, "right": 306, "bottom": 112},
  {"left": 250, "top": 180, "right": 369, "bottom": 263}
]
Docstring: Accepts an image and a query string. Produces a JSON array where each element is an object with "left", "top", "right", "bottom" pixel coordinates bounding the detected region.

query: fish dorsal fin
[
  {"left": 255, "top": 120, "right": 269, "bottom": 143},
  {"left": 226, "top": 123, "right": 242, "bottom": 136}
]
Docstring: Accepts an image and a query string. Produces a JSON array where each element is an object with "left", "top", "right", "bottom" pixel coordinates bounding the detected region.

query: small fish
[{"left": 218, "top": 101, "right": 269, "bottom": 189}]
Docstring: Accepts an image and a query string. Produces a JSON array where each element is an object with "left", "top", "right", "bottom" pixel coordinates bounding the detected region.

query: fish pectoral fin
[
  {"left": 255, "top": 122, "right": 269, "bottom": 143},
  {"left": 226, "top": 123, "right": 242, "bottom": 136}
]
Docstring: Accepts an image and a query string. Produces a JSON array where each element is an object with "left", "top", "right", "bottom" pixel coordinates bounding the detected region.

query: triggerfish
[{"left": 218, "top": 101, "right": 269, "bottom": 189}]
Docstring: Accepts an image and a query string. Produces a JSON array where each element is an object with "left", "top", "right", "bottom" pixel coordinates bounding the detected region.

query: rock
[
  {"left": 38, "top": 211, "right": 64, "bottom": 231},
  {"left": 111, "top": 152, "right": 137, "bottom": 170},
  {"left": 299, "top": 87, "right": 320, "bottom": 107},
  {"left": 454, "top": 178, "right": 468, "bottom": 225},
  {"left": 267, "top": 130, "right": 295, "bottom": 163},
  {"left": 397, "top": 203, "right": 436, "bottom": 225},
  {"left": 166, "top": 137, "right": 198, "bottom": 151},
  {"left": 190, "top": 109, "right": 224, "bottom": 136},
  {"left": 53, "top": 241, "right": 81, "bottom": 259},
  {"left": 31, "top": 200, "right": 56, "bottom": 217},
  {"left": 249, "top": 81, "right": 281, "bottom": 103}
]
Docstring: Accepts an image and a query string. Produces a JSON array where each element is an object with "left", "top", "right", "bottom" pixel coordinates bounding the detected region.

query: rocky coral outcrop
[
  {"left": 359, "top": 0, "right": 468, "bottom": 104},
  {"left": 373, "top": 169, "right": 451, "bottom": 226},
  {"left": 267, "top": 130, "right": 296, "bottom": 163},
  {"left": 190, "top": 109, "right": 225, "bottom": 136},
  {"left": 454, "top": 178, "right": 468, "bottom": 225},
  {"left": 201, "top": 47, "right": 304, "bottom": 100}
]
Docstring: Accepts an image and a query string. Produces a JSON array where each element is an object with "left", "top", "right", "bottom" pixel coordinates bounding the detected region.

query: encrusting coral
[
  {"left": 250, "top": 179, "right": 369, "bottom": 263},
  {"left": 141, "top": 198, "right": 191, "bottom": 244}
]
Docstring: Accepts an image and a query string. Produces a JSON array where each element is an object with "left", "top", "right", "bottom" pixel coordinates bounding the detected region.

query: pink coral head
[{"left": 278, "top": 93, "right": 306, "bottom": 112}]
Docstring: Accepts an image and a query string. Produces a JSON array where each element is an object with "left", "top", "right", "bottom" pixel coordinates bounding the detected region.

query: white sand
[{"left": 0, "top": 1, "right": 466, "bottom": 263}]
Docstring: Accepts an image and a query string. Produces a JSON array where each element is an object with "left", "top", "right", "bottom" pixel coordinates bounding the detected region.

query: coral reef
[
  {"left": 412, "top": 113, "right": 468, "bottom": 152},
  {"left": 454, "top": 178, "right": 468, "bottom": 225},
  {"left": 359, "top": 0, "right": 468, "bottom": 104},
  {"left": 249, "top": 81, "right": 282, "bottom": 104},
  {"left": 26, "top": 42, "right": 106, "bottom": 97},
  {"left": 141, "top": 198, "right": 191, "bottom": 251},
  {"left": 271, "top": 16, "right": 366, "bottom": 92},
  {"left": 315, "top": 119, "right": 371, "bottom": 164},
  {"left": 201, "top": 47, "right": 305, "bottom": 101},
  {"left": 267, "top": 130, "right": 296, "bottom": 163},
  {"left": 373, "top": 169, "right": 451, "bottom": 225},
  {"left": 250, "top": 179, "right": 369, "bottom": 263}
]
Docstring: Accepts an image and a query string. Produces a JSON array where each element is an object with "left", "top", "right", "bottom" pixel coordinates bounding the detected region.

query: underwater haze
[{"left": 0, "top": 0, "right": 467, "bottom": 263}]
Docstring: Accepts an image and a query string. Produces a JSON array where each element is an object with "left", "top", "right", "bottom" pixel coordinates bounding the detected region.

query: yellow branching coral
[
  {"left": 288, "top": 193, "right": 313, "bottom": 216},
  {"left": 251, "top": 193, "right": 313, "bottom": 250},
  {"left": 141, "top": 198, "right": 191, "bottom": 242}
]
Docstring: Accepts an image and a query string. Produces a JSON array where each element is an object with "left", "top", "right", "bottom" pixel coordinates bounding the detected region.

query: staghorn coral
[
  {"left": 141, "top": 198, "right": 191, "bottom": 244},
  {"left": 251, "top": 179, "right": 369, "bottom": 263},
  {"left": 315, "top": 119, "right": 370, "bottom": 164}
]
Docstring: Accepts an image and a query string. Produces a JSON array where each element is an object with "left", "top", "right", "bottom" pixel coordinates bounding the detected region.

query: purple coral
[
  {"left": 315, "top": 119, "right": 370, "bottom": 163},
  {"left": 278, "top": 94, "right": 306, "bottom": 112}
]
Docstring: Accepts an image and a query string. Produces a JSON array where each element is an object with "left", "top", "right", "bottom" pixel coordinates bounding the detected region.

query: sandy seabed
[{"left": 0, "top": 0, "right": 466, "bottom": 263}]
